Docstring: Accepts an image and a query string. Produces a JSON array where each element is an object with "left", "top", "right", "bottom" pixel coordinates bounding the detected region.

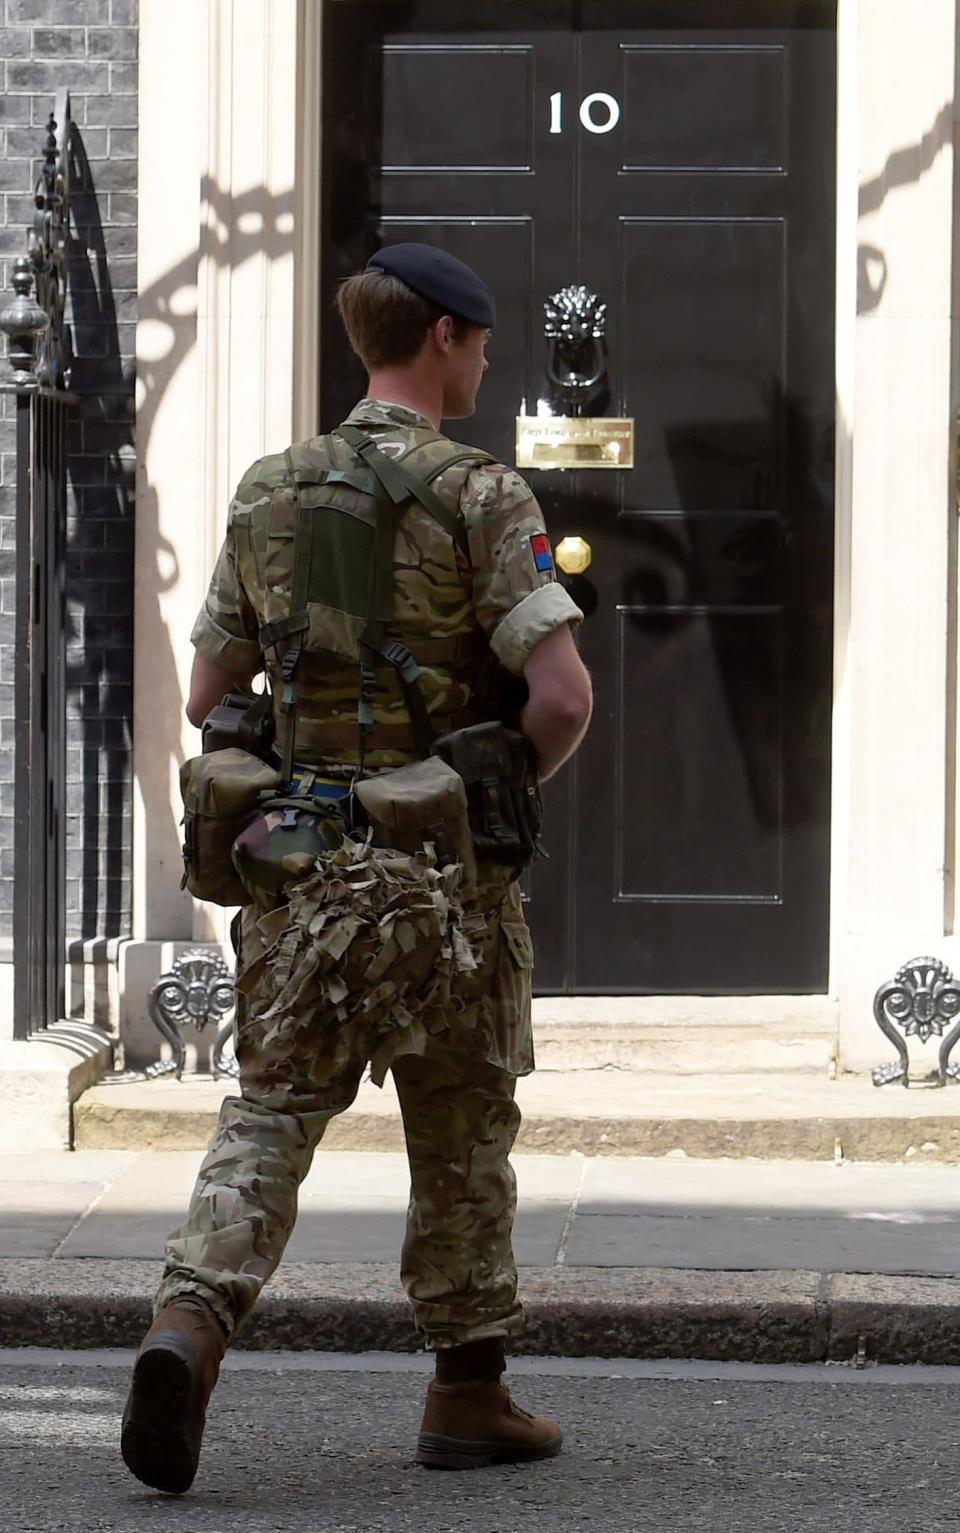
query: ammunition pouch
[
  {"left": 180, "top": 748, "right": 281, "bottom": 906},
  {"left": 355, "top": 755, "right": 478, "bottom": 900},
  {"left": 431, "top": 721, "right": 543, "bottom": 871},
  {"left": 201, "top": 690, "right": 276, "bottom": 758}
]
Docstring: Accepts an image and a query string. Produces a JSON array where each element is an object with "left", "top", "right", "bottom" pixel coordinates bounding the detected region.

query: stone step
[
  {"left": 530, "top": 1010, "right": 837, "bottom": 1074},
  {"left": 74, "top": 1063, "right": 960, "bottom": 1163}
]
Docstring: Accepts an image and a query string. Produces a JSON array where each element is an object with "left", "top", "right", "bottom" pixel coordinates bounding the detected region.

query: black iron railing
[{"left": 0, "top": 90, "right": 76, "bottom": 1039}]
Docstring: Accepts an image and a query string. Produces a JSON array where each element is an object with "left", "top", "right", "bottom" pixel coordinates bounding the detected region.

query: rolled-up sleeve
[
  {"left": 487, "top": 582, "right": 583, "bottom": 674},
  {"left": 460, "top": 463, "right": 583, "bottom": 675}
]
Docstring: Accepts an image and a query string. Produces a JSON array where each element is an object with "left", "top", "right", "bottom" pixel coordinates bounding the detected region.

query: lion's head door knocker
[
  {"left": 516, "top": 283, "right": 633, "bottom": 471},
  {"left": 542, "top": 284, "right": 609, "bottom": 418}
]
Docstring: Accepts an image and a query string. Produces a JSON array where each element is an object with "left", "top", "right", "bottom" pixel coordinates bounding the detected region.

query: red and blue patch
[{"left": 529, "top": 533, "right": 555, "bottom": 576}]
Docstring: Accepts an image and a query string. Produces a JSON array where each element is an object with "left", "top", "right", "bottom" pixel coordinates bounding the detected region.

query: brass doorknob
[{"left": 555, "top": 535, "right": 592, "bottom": 576}]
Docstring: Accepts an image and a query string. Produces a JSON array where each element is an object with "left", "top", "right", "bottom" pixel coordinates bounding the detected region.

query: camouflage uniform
[{"left": 156, "top": 399, "right": 583, "bottom": 1347}]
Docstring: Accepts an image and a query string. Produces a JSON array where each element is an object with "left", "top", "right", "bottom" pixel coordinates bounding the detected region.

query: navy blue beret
[{"left": 366, "top": 242, "right": 496, "bottom": 328}]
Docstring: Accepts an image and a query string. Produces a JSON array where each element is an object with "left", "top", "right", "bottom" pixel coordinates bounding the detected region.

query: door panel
[
  {"left": 320, "top": 0, "right": 837, "bottom": 995},
  {"left": 382, "top": 44, "right": 536, "bottom": 171},
  {"left": 619, "top": 45, "right": 789, "bottom": 172},
  {"left": 616, "top": 608, "right": 783, "bottom": 901},
  {"left": 617, "top": 218, "right": 786, "bottom": 511}
]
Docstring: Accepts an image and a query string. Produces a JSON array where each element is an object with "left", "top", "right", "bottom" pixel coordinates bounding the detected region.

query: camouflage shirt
[{"left": 191, "top": 399, "right": 584, "bottom": 770}]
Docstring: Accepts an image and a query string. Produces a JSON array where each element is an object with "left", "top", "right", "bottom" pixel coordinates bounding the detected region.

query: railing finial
[
  {"left": 0, "top": 88, "right": 73, "bottom": 392},
  {"left": 0, "top": 256, "right": 47, "bottom": 391}
]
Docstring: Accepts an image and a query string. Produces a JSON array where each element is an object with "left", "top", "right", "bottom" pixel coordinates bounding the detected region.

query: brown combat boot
[
  {"left": 120, "top": 1293, "right": 227, "bottom": 1494},
  {"left": 416, "top": 1338, "right": 562, "bottom": 1469}
]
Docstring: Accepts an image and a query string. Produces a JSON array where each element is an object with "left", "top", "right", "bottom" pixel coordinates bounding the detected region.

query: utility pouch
[
  {"left": 179, "top": 748, "right": 281, "bottom": 906},
  {"left": 201, "top": 690, "right": 276, "bottom": 759},
  {"left": 355, "top": 755, "right": 478, "bottom": 898},
  {"left": 431, "top": 721, "right": 543, "bottom": 870}
]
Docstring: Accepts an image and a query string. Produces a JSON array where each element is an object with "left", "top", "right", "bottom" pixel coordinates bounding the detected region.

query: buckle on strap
[
  {"left": 382, "top": 640, "right": 421, "bottom": 681},
  {"left": 280, "top": 647, "right": 303, "bottom": 683}
]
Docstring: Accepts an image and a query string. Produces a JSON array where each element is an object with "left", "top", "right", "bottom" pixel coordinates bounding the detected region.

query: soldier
[{"left": 120, "top": 243, "right": 593, "bottom": 1493}]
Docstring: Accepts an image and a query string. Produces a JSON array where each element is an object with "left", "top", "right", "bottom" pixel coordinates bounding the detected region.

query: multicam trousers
[{"left": 154, "top": 870, "right": 534, "bottom": 1348}]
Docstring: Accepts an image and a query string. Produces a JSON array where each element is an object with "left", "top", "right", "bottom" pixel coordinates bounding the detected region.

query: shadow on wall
[
  {"left": 856, "top": 99, "right": 954, "bottom": 315},
  {"left": 65, "top": 129, "right": 135, "bottom": 941},
  {"left": 132, "top": 177, "right": 295, "bottom": 917},
  {"left": 853, "top": 87, "right": 960, "bottom": 924}
]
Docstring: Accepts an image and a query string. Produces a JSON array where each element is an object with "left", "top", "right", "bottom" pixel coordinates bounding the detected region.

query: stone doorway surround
[
  {"left": 93, "top": 0, "right": 960, "bottom": 1093},
  {"left": 118, "top": 0, "right": 323, "bottom": 1076}
]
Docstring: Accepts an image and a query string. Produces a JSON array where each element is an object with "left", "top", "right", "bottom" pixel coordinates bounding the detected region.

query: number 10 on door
[{"left": 550, "top": 91, "right": 621, "bottom": 135}]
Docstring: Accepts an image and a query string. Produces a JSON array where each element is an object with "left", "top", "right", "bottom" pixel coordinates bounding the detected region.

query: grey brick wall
[{"left": 0, "top": 0, "right": 137, "bottom": 944}]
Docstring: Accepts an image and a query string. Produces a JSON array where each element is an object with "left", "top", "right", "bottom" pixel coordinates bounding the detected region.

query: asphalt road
[{"left": 1, "top": 1350, "right": 957, "bottom": 1532}]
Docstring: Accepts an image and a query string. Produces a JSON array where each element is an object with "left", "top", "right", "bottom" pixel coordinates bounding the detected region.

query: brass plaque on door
[{"left": 515, "top": 416, "right": 634, "bottom": 470}]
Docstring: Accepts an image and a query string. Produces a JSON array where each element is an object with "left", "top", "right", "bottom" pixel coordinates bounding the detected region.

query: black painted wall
[{"left": 0, "top": 0, "right": 137, "bottom": 946}]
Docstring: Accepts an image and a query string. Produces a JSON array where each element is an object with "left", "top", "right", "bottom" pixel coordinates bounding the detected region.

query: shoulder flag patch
[{"left": 529, "top": 532, "right": 555, "bottom": 577}]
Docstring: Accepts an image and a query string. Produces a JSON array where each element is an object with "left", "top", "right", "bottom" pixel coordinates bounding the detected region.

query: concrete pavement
[{"left": 6, "top": 1148, "right": 960, "bottom": 1362}]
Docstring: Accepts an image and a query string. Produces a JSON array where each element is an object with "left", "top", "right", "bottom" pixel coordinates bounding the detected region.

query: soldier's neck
[{"left": 365, "top": 368, "right": 442, "bottom": 430}]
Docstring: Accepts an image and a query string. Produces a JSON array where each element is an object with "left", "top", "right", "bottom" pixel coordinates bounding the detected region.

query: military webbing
[
  {"left": 269, "top": 429, "right": 495, "bottom": 777},
  {"left": 335, "top": 427, "right": 493, "bottom": 762},
  {"left": 356, "top": 455, "right": 435, "bottom": 761},
  {"left": 359, "top": 469, "right": 395, "bottom": 762},
  {"left": 335, "top": 425, "right": 488, "bottom": 562},
  {"left": 275, "top": 447, "right": 321, "bottom": 785}
]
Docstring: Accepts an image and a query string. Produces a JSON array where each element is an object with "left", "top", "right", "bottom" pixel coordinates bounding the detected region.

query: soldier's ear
[{"left": 432, "top": 315, "right": 457, "bottom": 355}]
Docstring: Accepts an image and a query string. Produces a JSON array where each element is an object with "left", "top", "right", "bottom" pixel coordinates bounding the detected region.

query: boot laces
[{"left": 505, "top": 1392, "right": 536, "bottom": 1423}]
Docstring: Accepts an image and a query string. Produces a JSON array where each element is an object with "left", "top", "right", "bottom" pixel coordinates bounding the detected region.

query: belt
[{"left": 286, "top": 767, "right": 353, "bottom": 802}]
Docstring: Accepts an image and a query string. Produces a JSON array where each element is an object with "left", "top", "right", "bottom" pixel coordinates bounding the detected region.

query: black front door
[{"left": 321, "top": 0, "right": 837, "bottom": 994}]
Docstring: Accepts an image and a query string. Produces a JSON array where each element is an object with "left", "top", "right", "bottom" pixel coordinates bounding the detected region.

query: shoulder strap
[
  {"left": 336, "top": 425, "right": 473, "bottom": 562},
  {"left": 338, "top": 427, "right": 460, "bottom": 762},
  {"left": 267, "top": 446, "right": 326, "bottom": 785},
  {"left": 286, "top": 446, "right": 318, "bottom": 618}
]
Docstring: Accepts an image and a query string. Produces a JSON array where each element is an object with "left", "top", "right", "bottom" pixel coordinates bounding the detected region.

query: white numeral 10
[{"left": 549, "top": 91, "right": 621, "bottom": 135}]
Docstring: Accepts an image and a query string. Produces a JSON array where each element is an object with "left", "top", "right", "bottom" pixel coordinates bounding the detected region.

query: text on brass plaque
[{"left": 515, "top": 416, "right": 634, "bottom": 470}]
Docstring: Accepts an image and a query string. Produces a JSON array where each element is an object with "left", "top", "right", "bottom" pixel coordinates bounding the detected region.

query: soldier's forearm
[{"left": 519, "top": 692, "right": 592, "bottom": 782}]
